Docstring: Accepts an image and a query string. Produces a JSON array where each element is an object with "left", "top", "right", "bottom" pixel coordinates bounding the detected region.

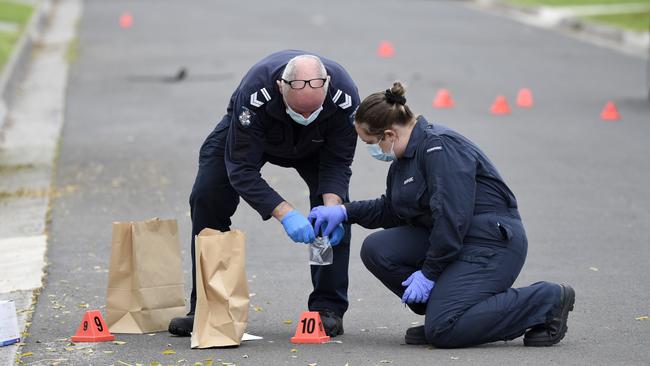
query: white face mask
[
  {"left": 286, "top": 104, "right": 323, "bottom": 126},
  {"left": 366, "top": 135, "right": 396, "bottom": 162}
]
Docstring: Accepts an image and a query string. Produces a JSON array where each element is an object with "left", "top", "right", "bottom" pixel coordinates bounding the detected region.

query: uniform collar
[
  {"left": 265, "top": 86, "right": 338, "bottom": 123},
  {"left": 402, "top": 116, "right": 429, "bottom": 159}
]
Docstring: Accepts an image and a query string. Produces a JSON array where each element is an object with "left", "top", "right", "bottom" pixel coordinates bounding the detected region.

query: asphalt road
[{"left": 20, "top": 0, "right": 650, "bottom": 365}]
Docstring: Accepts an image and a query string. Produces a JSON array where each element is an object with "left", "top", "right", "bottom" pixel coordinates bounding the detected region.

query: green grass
[
  {"left": 507, "top": 0, "right": 650, "bottom": 31},
  {"left": 586, "top": 12, "right": 650, "bottom": 31},
  {"left": 0, "top": 0, "right": 33, "bottom": 25},
  {"left": 0, "top": 30, "right": 19, "bottom": 70},
  {"left": 508, "top": 0, "right": 650, "bottom": 6}
]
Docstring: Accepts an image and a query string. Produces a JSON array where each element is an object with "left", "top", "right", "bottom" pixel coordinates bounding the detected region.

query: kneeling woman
[{"left": 309, "top": 82, "right": 574, "bottom": 348}]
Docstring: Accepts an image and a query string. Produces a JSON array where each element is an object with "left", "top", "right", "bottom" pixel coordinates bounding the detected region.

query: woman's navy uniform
[
  {"left": 189, "top": 50, "right": 360, "bottom": 318},
  {"left": 345, "top": 116, "right": 560, "bottom": 347}
]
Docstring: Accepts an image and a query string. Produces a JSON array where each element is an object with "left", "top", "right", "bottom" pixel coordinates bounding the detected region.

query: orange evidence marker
[
  {"left": 433, "top": 89, "right": 454, "bottom": 109},
  {"left": 120, "top": 12, "right": 133, "bottom": 29},
  {"left": 600, "top": 101, "right": 620, "bottom": 121},
  {"left": 71, "top": 310, "right": 115, "bottom": 343},
  {"left": 290, "top": 311, "right": 330, "bottom": 344},
  {"left": 377, "top": 41, "right": 395, "bottom": 58},
  {"left": 490, "top": 95, "right": 511, "bottom": 115},
  {"left": 516, "top": 88, "right": 534, "bottom": 108}
]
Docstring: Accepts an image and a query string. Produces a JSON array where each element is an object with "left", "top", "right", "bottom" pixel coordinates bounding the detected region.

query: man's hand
[
  {"left": 308, "top": 205, "right": 347, "bottom": 237},
  {"left": 401, "top": 270, "right": 435, "bottom": 304},
  {"left": 281, "top": 210, "right": 316, "bottom": 244}
]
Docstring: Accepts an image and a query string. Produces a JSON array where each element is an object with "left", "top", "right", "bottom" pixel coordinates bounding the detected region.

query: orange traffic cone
[
  {"left": 491, "top": 95, "right": 511, "bottom": 115},
  {"left": 71, "top": 310, "right": 115, "bottom": 343},
  {"left": 516, "top": 88, "right": 533, "bottom": 108},
  {"left": 600, "top": 101, "right": 620, "bottom": 121},
  {"left": 290, "top": 311, "right": 330, "bottom": 344},
  {"left": 433, "top": 89, "right": 454, "bottom": 108},
  {"left": 119, "top": 12, "right": 133, "bottom": 29},
  {"left": 377, "top": 41, "right": 395, "bottom": 58}
]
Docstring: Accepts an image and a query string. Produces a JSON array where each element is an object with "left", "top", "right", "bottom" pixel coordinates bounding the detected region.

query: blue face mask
[
  {"left": 286, "top": 104, "right": 323, "bottom": 126},
  {"left": 366, "top": 136, "right": 396, "bottom": 162}
]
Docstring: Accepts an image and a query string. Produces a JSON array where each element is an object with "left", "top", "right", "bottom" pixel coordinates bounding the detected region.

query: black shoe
[
  {"left": 405, "top": 325, "right": 427, "bottom": 345},
  {"left": 318, "top": 310, "right": 344, "bottom": 337},
  {"left": 168, "top": 315, "right": 194, "bottom": 337},
  {"left": 524, "top": 284, "right": 575, "bottom": 347}
]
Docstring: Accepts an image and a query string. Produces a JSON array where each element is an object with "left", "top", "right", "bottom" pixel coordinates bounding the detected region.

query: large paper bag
[
  {"left": 106, "top": 218, "right": 186, "bottom": 333},
  {"left": 191, "top": 228, "right": 249, "bottom": 348}
]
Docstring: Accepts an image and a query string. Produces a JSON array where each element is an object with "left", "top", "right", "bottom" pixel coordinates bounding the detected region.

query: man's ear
[{"left": 276, "top": 80, "right": 284, "bottom": 95}]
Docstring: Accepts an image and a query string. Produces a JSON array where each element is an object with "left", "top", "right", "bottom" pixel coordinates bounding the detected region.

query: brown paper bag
[
  {"left": 106, "top": 218, "right": 187, "bottom": 333},
  {"left": 191, "top": 228, "right": 249, "bottom": 348}
]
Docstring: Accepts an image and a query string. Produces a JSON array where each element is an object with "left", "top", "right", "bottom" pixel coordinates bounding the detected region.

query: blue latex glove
[
  {"left": 281, "top": 210, "right": 316, "bottom": 244},
  {"left": 401, "top": 270, "right": 435, "bottom": 304},
  {"left": 328, "top": 224, "right": 345, "bottom": 246},
  {"left": 308, "top": 205, "right": 347, "bottom": 237}
]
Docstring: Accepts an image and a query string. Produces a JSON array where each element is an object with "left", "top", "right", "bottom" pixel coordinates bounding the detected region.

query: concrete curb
[
  {"left": 0, "top": 0, "right": 51, "bottom": 135},
  {"left": 474, "top": 0, "right": 650, "bottom": 54}
]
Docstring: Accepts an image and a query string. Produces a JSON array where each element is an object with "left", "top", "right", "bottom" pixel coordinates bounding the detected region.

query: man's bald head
[{"left": 277, "top": 55, "right": 330, "bottom": 117}]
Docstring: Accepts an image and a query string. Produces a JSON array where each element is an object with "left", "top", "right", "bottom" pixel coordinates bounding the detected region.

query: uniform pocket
[
  {"left": 458, "top": 245, "right": 497, "bottom": 266},
  {"left": 464, "top": 215, "right": 513, "bottom": 246}
]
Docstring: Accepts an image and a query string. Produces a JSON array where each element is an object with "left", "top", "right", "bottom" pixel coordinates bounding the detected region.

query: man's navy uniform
[
  {"left": 189, "top": 50, "right": 360, "bottom": 319},
  {"left": 345, "top": 116, "right": 560, "bottom": 347}
]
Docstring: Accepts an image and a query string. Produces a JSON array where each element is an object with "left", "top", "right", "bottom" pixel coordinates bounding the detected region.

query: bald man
[{"left": 169, "top": 50, "right": 360, "bottom": 337}]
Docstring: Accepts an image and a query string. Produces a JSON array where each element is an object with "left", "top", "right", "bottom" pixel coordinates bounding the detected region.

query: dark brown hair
[{"left": 354, "top": 81, "right": 414, "bottom": 135}]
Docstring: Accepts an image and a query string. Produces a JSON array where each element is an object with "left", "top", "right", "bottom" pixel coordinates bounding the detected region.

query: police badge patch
[{"left": 239, "top": 108, "right": 252, "bottom": 127}]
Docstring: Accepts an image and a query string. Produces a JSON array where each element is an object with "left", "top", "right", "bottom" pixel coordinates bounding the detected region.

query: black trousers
[
  {"left": 360, "top": 214, "right": 560, "bottom": 348},
  {"left": 188, "top": 124, "right": 351, "bottom": 317}
]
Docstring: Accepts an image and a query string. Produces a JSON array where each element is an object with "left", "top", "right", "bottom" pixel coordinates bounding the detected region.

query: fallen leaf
[
  {"left": 328, "top": 340, "right": 343, "bottom": 344},
  {"left": 283, "top": 320, "right": 293, "bottom": 325},
  {"left": 308, "top": 363, "right": 317, "bottom": 366},
  {"left": 148, "top": 333, "right": 156, "bottom": 336},
  {"left": 117, "top": 362, "right": 133, "bottom": 366},
  {"left": 242, "top": 355, "right": 249, "bottom": 358},
  {"left": 150, "top": 363, "right": 161, "bottom": 366},
  {"left": 410, "top": 322, "right": 420, "bottom": 325},
  {"left": 291, "top": 349, "right": 298, "bottom": 353},
  {"left": 162, "top": 349, "right": 176, "bottom": 355},
  {"left": 77, "top": 303, "right": 89, "bottom": 308},
  {"left": 20, "top": 352, "right": 33, "bottom": 357},
  {"left": 636, "top": 316, "right": 649, "bottom": 321},
  {"left": 205, "top": 359, "right": 213, "bottom": 366},
  {"left": 113, "top": 341, "right": 126, "bottom": 345},
  {"left": 451, "top": 356, "right": 459, "bottom": 360},
  {"left": 589, "top": 267, "right": 599, "bottom": 272},
  {"left": 360, "top": 328, "right": 369, "bottom": 332},
  {"left": 376, "top": 326, "right": 388, "bottom": 329},
  {"left": 103, "top": 351, "right": 115, "bottom": 354},
  {"left": 253, "top": 306, "right": 263, "bottom": 312},
  {"left": 193, "top": 363, "right": 203, "bottom": 366},
  {"left": 379, "top": 361, "right": 392, "bottom": 364}
]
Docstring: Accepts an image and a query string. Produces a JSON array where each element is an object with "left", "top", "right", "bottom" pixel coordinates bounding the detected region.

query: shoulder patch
[
  {"left": 332, "top": 89, "right": 352, "bottom": 109},
  {"left": 250, "top": 87, "right": 272, "bottom": 108},
  {"left": 238, "top": 107, "right": 255, "bottom": 127}
]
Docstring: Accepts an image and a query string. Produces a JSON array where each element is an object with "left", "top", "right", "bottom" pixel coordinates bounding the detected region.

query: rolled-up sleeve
[
  {"left": 224, "top": 92, "right": 284, "bottom": 220},
  {"left": 318, "top": 98, "right": 360, "bottom": 200}
]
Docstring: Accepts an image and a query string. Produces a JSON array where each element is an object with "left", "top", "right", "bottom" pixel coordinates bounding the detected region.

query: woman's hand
[
  {"left": 308, "top": 205, "right": 347, "bottom": 237},
  {"left": 401, "top": 270, "right": 435, "bottom": 304}
]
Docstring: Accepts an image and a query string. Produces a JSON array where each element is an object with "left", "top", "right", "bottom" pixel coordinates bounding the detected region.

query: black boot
[
  {"left": 318, "top": 310, "right": 344, "bottom": 337},
  {"left": 524, "top": 284, "right": 575, "bottom": 347},
  {"left": 168, "top": 313, "right": 194, "bottom": 337},
  {"left": 405, "top": 325, "right": 427, "bottom": 345}
]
